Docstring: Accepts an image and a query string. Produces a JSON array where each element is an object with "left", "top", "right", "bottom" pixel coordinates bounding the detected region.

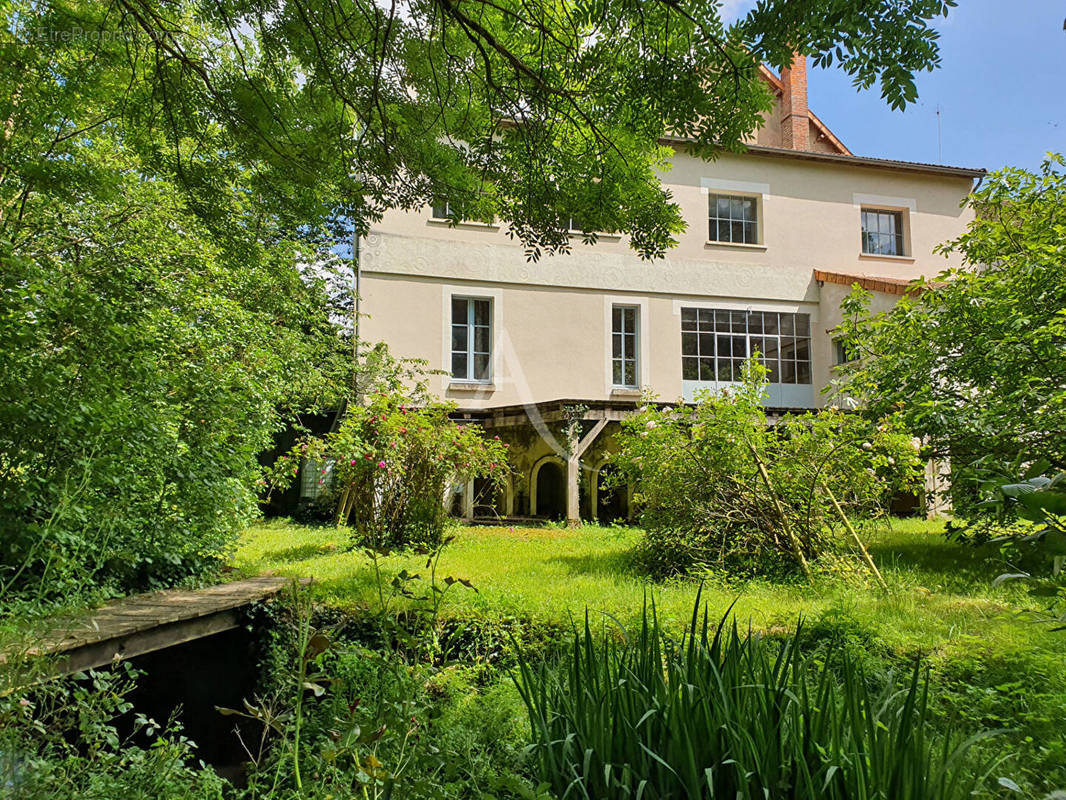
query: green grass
[
  {"left": 235, "top": 518, "right": 1066, "bottom": 793},
  {"left": 235, "top": 518, "right": 1054, "bottom": 662}
]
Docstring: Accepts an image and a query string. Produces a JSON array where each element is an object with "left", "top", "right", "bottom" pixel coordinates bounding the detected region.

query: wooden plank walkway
[{"left": 4, "top": 576, "right": 308, "bottom": 675}]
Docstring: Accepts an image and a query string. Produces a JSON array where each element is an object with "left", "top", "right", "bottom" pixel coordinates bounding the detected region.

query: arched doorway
[
  {"left": 533, "top": 460, "right": 566, "bottom": 519},
  {"left": 595, "top": 463, "right": 629, "bottom": 523}
]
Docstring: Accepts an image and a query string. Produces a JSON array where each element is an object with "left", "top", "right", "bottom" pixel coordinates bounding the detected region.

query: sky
[{"left": 726, "top": 0, "right": 1065, "bottom": 173}]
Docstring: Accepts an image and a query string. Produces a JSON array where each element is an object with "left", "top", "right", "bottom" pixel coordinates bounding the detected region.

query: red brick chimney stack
[{"left": 780, "top": 53, "right": 809, "bottom": 151}]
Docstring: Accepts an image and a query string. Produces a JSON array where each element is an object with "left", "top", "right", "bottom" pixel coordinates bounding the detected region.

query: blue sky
[{"left": 729, "top": 0, "right": 1065, "bottom": 172}]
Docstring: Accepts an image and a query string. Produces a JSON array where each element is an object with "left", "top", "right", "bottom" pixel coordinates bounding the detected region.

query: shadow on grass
[
  {"left": 546, "top": 548, "right": 641, "bottom": 579},
  {"left": 865, "top": 535, "right": 1008, "bottom": 584},
  {"left": 262, "top": 543, "right": 339, "bottom": 563}
]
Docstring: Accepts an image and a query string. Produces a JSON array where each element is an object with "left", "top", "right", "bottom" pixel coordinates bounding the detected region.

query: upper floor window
[
  {"left": 708, "top": 194, "right": 758, "bottom": 245},
  {"left": 861, "top": 208, "right": 905, "bottom": 256},
  {"left": 681, "top": 308, "right": 811, "bottom": 385},
  {"left": 432, "top": 202, "right": 455, "bottom": 219},
  {"left": 612, "top": 305, "right": 639, "bottom": 388},
  {"left": 451, "top": 296, "right": 491, "bottom": 382}
]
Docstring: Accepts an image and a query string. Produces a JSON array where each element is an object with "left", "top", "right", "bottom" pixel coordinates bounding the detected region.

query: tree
[
  {"left": 833, "top": 156, "right": 1066, "bottom": 505},
  {"left": 5, "top": 0, "right": 957, "bottom": 258}
]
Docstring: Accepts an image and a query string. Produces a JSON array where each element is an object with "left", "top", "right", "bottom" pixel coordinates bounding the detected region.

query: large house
[{"left": 355, "top": 55, "right": 984, "bottom": 523}]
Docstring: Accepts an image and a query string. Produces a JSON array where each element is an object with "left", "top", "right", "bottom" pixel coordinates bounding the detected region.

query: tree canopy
[
  {"left": 834, "top": 156, "right": 1066, "bottom": 502},
  {"left": 5, "top": 0, "right": 956, "bottom": 258}
]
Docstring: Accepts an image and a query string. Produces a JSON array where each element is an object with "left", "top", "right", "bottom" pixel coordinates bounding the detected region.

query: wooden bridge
[{"left": 3, "top": 576, "right": 307, "bottom": 675}]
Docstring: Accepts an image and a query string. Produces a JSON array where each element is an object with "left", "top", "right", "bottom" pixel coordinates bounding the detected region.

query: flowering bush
[
  {"left": 612, "top": 359, "right": 922, "bottom": 578},
  {"left": 269, "top": 392, "right": 508, "bottom": 549}
]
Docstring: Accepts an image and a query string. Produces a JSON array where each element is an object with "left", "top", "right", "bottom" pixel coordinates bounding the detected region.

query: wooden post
[
  {"left": 461, "top": 478, "right": 474, "bottom": 521},
  {"left": 748, "top": 444, "right": 813, "bottom": 580},
  {"left": 566, "top": 418, "right": 609, "bottom": 526},
  {"left": 820, "top": 480, "right": 888, "bottom": 590}
]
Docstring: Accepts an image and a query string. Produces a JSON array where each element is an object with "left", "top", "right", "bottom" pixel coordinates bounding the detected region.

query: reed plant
[{"left": 515, "top": 591, "right": 997, "bottom": 799}]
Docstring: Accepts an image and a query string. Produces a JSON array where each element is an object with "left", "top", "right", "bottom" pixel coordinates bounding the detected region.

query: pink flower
[
  {"left": 377, "top": 460, "right": 387, "bottom": 469},
  {"left": 493, "top": 435, "right": 500, "bottom": 440},
  {"left": 350, "top": 459, "right": 356, "bottom": 465},
  {"left": 489, "top": 462, "right": 496, "bottom": 469}
]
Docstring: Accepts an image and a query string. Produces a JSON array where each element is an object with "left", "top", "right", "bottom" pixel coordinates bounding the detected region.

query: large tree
[
  {"left": 833, "top": 156, "right": 1066, "bottom": 501},
  {"left": 5, "top": 0, "right": 956, "bottom": 256}
]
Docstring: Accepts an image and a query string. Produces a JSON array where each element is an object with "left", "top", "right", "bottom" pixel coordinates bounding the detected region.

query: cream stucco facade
[
  {"left": 360, "top": 147, "right": 978, "bottom": 412},
  {"left": 353, "top": 60, "right": 983, "bottom": 522}
]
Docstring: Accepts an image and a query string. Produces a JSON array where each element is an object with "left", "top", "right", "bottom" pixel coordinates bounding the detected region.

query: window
[
  {"left": 708, "top": 194, "right": 758, "bottom": 244},
  {"left": 861, "top": 208, "right": 905, "bottom": 256},
  {"left": 451, "top": 297, "right": 491, "bottom": 381},
  {"left": 834, "top": 339, "right": 858, "bottom": 365},
  {"left": 681, "top": 308, "right": 811, "bottom": 385},
  {"left": 431, "top": 202, "right": 451, "bottom": 219},
  {"left": 612, "top": 305, "right": 639, "bottom": 388}
]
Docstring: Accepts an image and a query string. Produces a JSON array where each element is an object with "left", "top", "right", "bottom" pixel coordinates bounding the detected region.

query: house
[{"left": 355, "top": 55, "right": 984, "bottom": 523}]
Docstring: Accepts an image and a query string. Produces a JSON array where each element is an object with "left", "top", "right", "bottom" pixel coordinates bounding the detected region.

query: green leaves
[
  {"left": 833, "top": 156, "right": 1066, "bottom": 515},
  {"left": 612, "top": 359, "right": 922, "bottom": 579},
  {"left": 514, "top": 593, "right": 996, "bottom": 799}
]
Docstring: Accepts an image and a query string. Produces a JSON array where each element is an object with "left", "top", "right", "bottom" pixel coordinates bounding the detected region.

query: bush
[
  {"left": 269, "top": 383, "right": 508, "bottom": 550},
  {"left": 0, "top": 663, "right": 226, "bottom": 800},
  {"left": 0, "top": 149, "right": 347, "bottom": 606},
  {"left": 612, "top": 360, "right": 922, "bottom": 578},
  {"left": 515, "top": 592, "right": 996, "bottom": 800}
]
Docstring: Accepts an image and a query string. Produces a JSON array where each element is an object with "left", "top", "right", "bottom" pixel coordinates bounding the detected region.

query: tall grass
[{"left": 515, "top": 590, "right": 997, "bottom": 799}]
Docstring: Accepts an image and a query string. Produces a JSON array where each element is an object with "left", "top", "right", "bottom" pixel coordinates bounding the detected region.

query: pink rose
[{"left": 377, "top": 460, "right": 387, "bottom": 469}]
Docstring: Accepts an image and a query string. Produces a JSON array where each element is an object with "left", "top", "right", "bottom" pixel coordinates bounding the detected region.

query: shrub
[
  {"left": 515, "top": 592, "right": 997, "bottom": 800},
  {"left": 269, "top": 388, "right": 508, "bottom": 550},
  {"left": 0, "top": 663, "right": 226, "bottom": 800},
  {"left": 612, "top": 360, "right": 921, "bottom": 578},
  {"left": 0, "top": 149, "right": 347, "bottom": 606}
]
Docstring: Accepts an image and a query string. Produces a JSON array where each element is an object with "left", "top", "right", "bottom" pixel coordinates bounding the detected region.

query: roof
[
  {"left": 662, "top": 134, "right": 985, "bottom": 179},
  {"left": 745, "top": 144, "right": 986, "bottom": 179},
  {"left": 814, "top": 269, "right": 946, "bottom": 296}
]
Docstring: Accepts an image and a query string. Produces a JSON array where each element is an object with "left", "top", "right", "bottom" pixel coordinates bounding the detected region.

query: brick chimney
[{"left": 780, "top": 53, "right": 809, "bottom": 151}]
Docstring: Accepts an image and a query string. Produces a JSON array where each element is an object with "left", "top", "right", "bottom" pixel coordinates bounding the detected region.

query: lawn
[
  {"left": 235, "top": 517, "right": 1057, "bottom": 663},
  {"left": 235, "top": 517, "right": 1066, "bottom": 792}
]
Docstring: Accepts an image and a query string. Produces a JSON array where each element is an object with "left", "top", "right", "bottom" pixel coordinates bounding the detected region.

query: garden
[{"left": 2, "top": 1, "right": 1065, "bottom": 797}]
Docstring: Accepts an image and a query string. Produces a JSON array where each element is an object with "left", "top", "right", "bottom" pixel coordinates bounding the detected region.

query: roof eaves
[{"left": 662, "top": 137, "right": 986, "bottom": 179}]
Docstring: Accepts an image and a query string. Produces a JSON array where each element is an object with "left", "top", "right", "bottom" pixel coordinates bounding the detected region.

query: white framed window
[
  {"left": 681, "top": 308, "right": 811, "bottom": 385},
  {"left": 861, "top": 208, "right": 905, "bottom": 256},
  {"left": 451, "top": 296, "right": 492, "bottom": 382},
  {"left": 611, "top": 305, "right": 639, "bottom": 388},
  {"left": 708, "top": 193, "right": 759, "bottom": 244},
  {"left": 431, "top": 201, "right": 454, "bottom": 219}
]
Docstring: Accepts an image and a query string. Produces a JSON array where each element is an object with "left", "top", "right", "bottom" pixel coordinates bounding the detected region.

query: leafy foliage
[
  {"left": 268, "top": 382, "right": 508, "bottom": 551},
  {"left": 0, "top": 156, "right": 347, "bottom": 605},
  {"left": 5, "top": 0, "right": 958, "bottom": 261},
  {"left": 611, "top": 362, "right": 922, "bottom": 578},
  {"left": 515, "top": 591, "right": 996, "bottom": 800},
  {"left": 0, "top": 663, "right": 226, "bottom": 799},
  {"left": 0, "top": 0, "right": 355, "bottom": 605},
  {"left": 834, "top": 156, "right": 1066, "bottom": 504}
]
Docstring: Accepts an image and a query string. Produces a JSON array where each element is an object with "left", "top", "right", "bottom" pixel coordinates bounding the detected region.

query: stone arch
[{"left": 530, "top": 455, "right": 566, "bottom": 519}]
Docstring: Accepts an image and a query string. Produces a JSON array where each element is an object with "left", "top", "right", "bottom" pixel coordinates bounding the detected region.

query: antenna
[{"left": 936, "top": 104, "right": 943, "bottom": 163}]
